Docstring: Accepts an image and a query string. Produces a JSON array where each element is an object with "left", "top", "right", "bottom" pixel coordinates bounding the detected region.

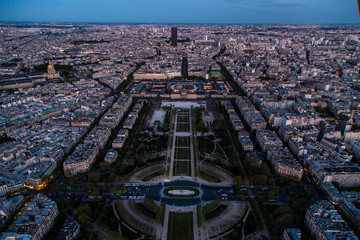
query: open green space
[
  {"left": 173, "top": 161, "right": 191, "bottom": 176},
  {"left": 244, "top": 210, "right": 258, "bottom": 235},
  {"left": 202, "top": 198, "right": 222, "bottom": 215},
  {"left": 135, "top": 203, "right": 157, "bottom": 219},
  {"left": 175, "top": 148, "right": 191, "bottom": 160},
  {"left": 143, "top": 198, "right": 160, "bottom": 221},
  {"left": 178, "top": 115, "right": 189, "bottom": 123},
  {"left": 198, "top": 171, "right": 221, "bottom": 183},
  {"left": 177, "top": 123, "right": 190, "bottom": 132},
  {"left": 176, "top": 136, "right": 190, "bottom": 148},
  {"left": 0, "top": 134, "right": 15, "bottom": 145},
  {"left": 177, "top": 113, "right": 190, "bottom": 132},
  {"left": 167, "top": 212, "right": 194, "bottom": 240},
  {"left": 205, "top": 204, "right": 227, "bottom": 220},
  {"left": 198, "top": 137, "right": 215, "bottom": 154}
]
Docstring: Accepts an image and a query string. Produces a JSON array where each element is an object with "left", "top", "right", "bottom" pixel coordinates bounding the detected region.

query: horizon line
[{"left": 0, "top": 20, "right": 359, "bottom": 26}]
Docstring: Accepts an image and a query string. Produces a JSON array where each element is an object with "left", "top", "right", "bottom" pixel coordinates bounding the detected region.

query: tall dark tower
[
  {"left": 171, "top": 27, "right": 177, "bottom": 47},
  {"left": 358, "top": 0, "right": 360, "bottom": 21},
  {"left": 181, "top": 57, "right": 188, "bottom": 80}
]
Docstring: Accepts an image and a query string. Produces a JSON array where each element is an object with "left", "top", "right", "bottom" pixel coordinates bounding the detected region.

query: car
[{"left": 164, "top": 178, "right": 171, "bottom": 182}]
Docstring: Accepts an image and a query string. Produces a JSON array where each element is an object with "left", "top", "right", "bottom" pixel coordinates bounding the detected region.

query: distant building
[
  {"left": 238, "top": 135, "right": 254, "bottom": 152},
  {"left": 171, "top": 27, "right": 177, "bottom": 47},
  {"left": 0, "top": 195, "right": 24, "bottom": 227},
  {"left": 112, "top": 129, "right": 129, "bottom": 149},
  {"left": 267, "top": 147, "right": 303, "bottom": 180},
  {"left": 321, "top": 182, "right": 344, "bottom": 204},
  {"left": 1, "top": 194, "right": 58, "bottom": 240},
  {"left": 282, "top": 228, "right": 302, "bottom": 240},
  {"left": 305, "top": 200, "right": 358, "bottom": 240},
  {"left": 340, "top": 200, "right": 360, "bottom": 229},
  {"left": 46, "top": 61, "right": 60, "bottom": 79},
  {"left": 0, "top": 176, "right": 24, "bottom": 197},
  {"left": 0, "top": 73, "right": 46, "bottom": 89},
  {"left": 255, "top": 129, "right": 283, "bottom": 152},
  {"left": 308, "top": 160, "right": 360, "bottom": 187},
  {"left": 104, "top": 149, "right": 118, "bottom": 164},
  {"left": 133, "top": 69, "right": 168, "bottom": 80},
  {"left": 352, "top": 140, "right": 360, "bottom": 161},
  {"left": 57, "top": 217, "right": 80, "bottom": 240}
]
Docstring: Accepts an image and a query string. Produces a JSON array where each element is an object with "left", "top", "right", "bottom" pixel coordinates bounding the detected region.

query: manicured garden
[
  {"left": 176, "top": 136, "right": 190, "bottom": 148},
  {"left": 173, "top": 161, "right": 191, "bottom": 176},
  {"left": 176, "top": 113, "right": 190, "bottom": 132},
  {"left": 167, "top": 212, "right": 194, "bottom": 240},
  {"left": 173, "top": 136, "right": 192, "bottom": 176},
  {"left": 174, "top": 148, "right": 191, "bottom": 160}
]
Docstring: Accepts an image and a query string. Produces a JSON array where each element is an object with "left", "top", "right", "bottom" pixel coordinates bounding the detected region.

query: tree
[
  {"left": 267, "top": 177, "right": 276, "bottom": 186},
  {"left": 275, "top": 213, "right": 293, "bottom": 231},
  {"left": 118, "top": 164, "right": 127, "bottom": 175},
  {"left": 91, "top": 188, "right": 100, "bottom": 197},
  {"left": 267, "top": 191, "right": 276, "bottom": 201},
  {"left": 260, "top": 163, "right": 270, "bottom": 175},
  {"left": 88, "top": 231, "right": 99, "bottom": 240},
  {"left": 234, "top": 176, "right": 243, "bottom": 191},
  {"left": 250, "top": 175, "right": 267, "bottom": 185},
  {"left": 108, "top": 173, "right": 116, "bottom": 182},
  {"left": 245, "top": 156, "right": 260, "bottom": 168},
  {"left": 74, "top": 204, "right": 92, "bottom": 219},
  {"left": 78, "top": 213, "right": 89, "bottom": 225},
  {"left": 60, "top": 196, "right": 68, "bottom": 205},
  {"left": 99, "top": 162, "right": 110, "bottom": 170},
  {"left": 88, "top": 173, "right": 100, "bottom": 182}
]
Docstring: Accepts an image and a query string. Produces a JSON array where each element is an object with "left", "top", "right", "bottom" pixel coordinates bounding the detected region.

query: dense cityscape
[{"left": 0, "top": 23, "right": 360, "bottom": 240}]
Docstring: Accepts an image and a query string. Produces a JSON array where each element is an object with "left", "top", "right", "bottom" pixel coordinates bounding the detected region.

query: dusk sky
[{"left": 0, "top": 0, "right": 358, "bottom": 24}]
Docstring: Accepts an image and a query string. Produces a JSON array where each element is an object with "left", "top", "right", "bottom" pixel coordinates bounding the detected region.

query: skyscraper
[{"left": 171, "top": 27, "right": 177, "bottom": 47}]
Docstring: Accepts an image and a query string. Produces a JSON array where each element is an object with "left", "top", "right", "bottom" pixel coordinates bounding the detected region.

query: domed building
[{"left": 46, "top": 60, "right": 60, "bottom": 79}]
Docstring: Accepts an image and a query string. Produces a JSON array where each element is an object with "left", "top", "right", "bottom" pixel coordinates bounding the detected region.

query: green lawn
[
  {"left": 167, "top": 212, "right": 193, "bottom": 240},
  {"left": 205, "top": 204, "right": 227, "bottom": 220},
  {"left": 177, "top": 114, "right": 190, "bottom": 132},
  {"left": 175, "top": 148, "right": 190, "bottom": 160},
  {"left": 173, "top": 161, "right": 191, "bottom": 176},
  {"left": 177, "top": 123, "right": 190, "bottom": 132},
  {"left": 176, "top": 136, "right": 190, "bottom": 148},
  {"left": 178, "top": 115, "right": 189, "bottom": 123}
]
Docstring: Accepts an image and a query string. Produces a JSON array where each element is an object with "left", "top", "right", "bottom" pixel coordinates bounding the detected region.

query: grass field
[
  {"left": 177, "top": 114, "right": 190, "bottom": 132},
  {"left": 173, "top": 136, "right": 191, "bottom": 175},
  {"left": 167, "top": 212, "right": 194, "bottom": 240},
  {"left": 177, "top": 123, "right": 190, "bottom": 132},
  {"left": 178, "top": 115, "right": 189, "bottom": 122},
  {"left": 173, "top": 161, "right": 191, "bottom": 176},
  {"left": 175, "top": 148, "right": 190, "bottom": 160},
  {"left": 176, "top": 136, "right": 190, "bottom": 148}
]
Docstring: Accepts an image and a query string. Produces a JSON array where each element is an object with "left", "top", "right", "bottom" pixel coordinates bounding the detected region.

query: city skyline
[
  {"left": 0, "top": 0, "right": 359, "bottom": 25},
  {"left": 1, "top": 21, "right": 360, "bottom": 240}
]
